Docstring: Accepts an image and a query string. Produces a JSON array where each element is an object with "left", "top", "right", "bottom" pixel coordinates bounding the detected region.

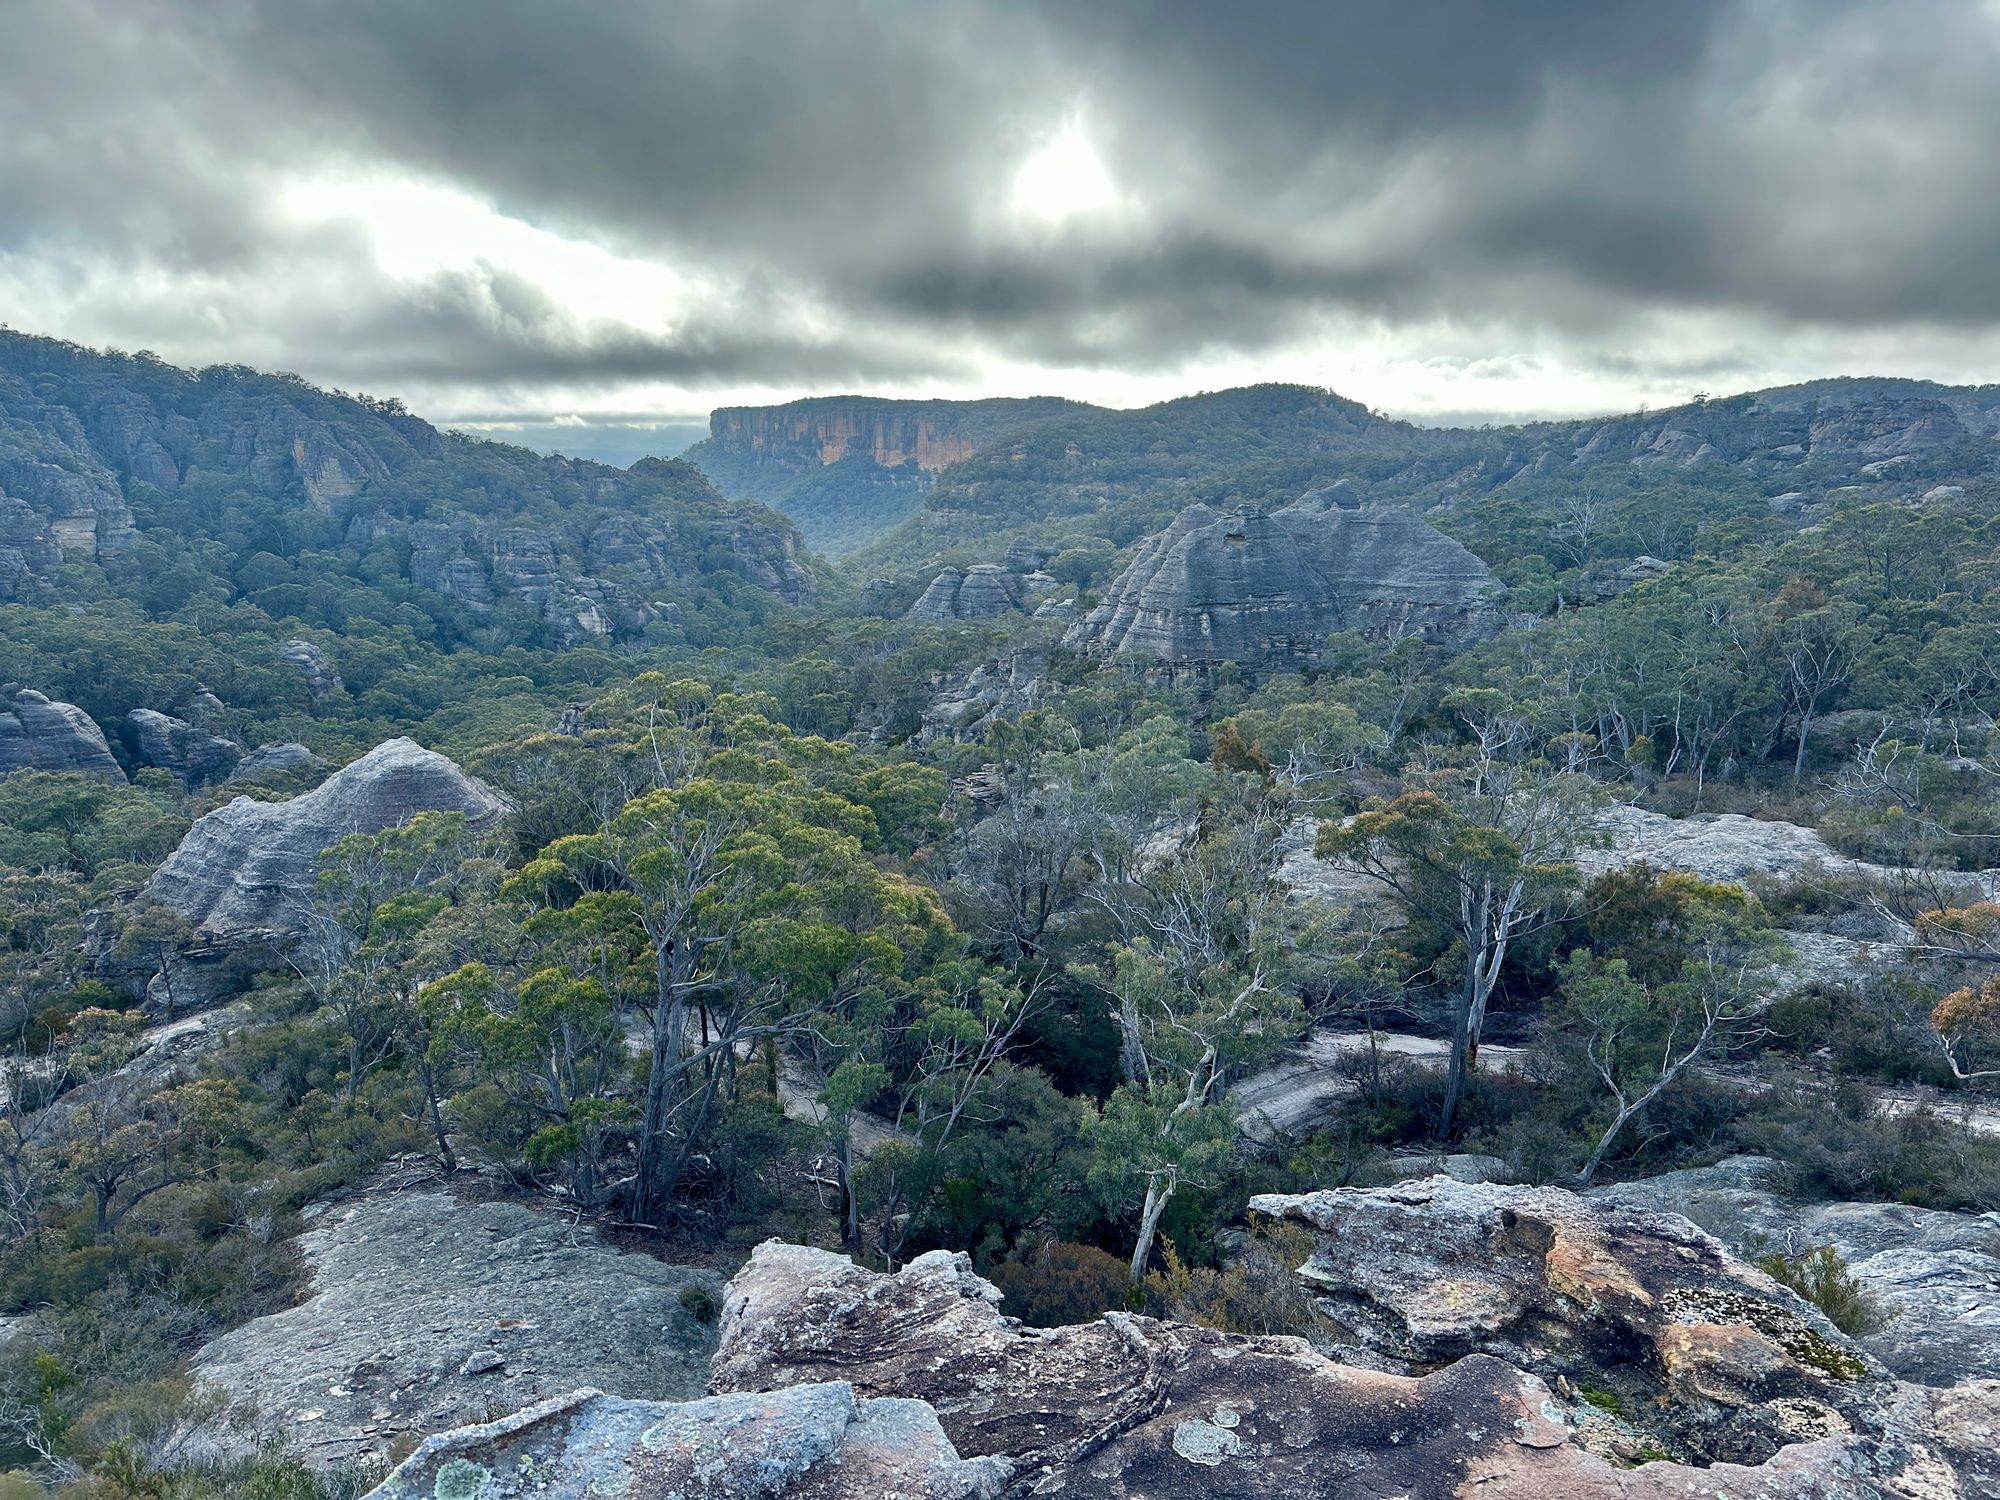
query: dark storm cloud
[{"left": 3, "top": 0, "right": 1998, "bottom": 405}]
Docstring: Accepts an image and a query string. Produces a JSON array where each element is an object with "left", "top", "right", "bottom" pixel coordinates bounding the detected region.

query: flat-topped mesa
[{"left": 1068, "top": 496, "right": 1497, "bottom": 670}]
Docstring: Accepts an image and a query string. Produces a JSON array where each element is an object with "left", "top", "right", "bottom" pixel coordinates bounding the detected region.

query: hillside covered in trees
[{"left": 4, "top": 335, "right": 2000, "bottom": 1493}]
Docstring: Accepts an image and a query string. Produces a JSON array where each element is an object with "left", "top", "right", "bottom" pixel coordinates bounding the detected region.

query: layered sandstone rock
[
  {"left": 905, "top": 564, "right": 1021, "bottom": 623},
  {"left": 1253, "top": 1177, "right": 1886, "bottom": 1465},
  {"left": 1591, "top": 1156, "right": 2000, "bottom": 1388},
  {"left": 125, "top": 709, "right": 241, "bottom": 787},
  {"left": 279, "top": 638, "right": 344, "bottom": 699},
  {"left": 702, "top": 1236, "right": 1997, "bottom": 1497},
  {"left": 91, "top": 741, "right": 507, "bottom": 1008},
  {"left": 1069, "top": 496, "right": 1497, "bottom": 669},
  {"left": 143, "top": 738, "right": 507, "bottom": 950},
  {"left": 357, "top": 1177, "right": 2000, "bottom": 1497},
  {"left": 0, "top": 689, "right": 124, "bottom": 781}
]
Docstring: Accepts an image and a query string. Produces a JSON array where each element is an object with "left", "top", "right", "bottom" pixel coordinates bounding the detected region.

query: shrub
[
  {"left": 1757, "top": 1244, "right": 1884, "bottom": 1336},
  {"left": 989, "top": 1243, "right": 1139, "bottom": 1327},
  {"left": 1144, "top": 1218, "right": 1328, "bottom": 1339},
  {"left": 678, "top": 1283, "right": 720, "bottom": 1325}
]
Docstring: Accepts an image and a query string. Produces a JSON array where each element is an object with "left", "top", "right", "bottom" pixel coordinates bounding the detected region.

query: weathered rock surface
[
  {"left": 1589, "top": 802, "right": 1997, "bottom": 900},
  {"left": 198, "top": 1191, "right": 723, "bottom": 1468},
  {"left": 125, "top": 709, "right": 241, "bottom": 787},
  {"left": 0, "top": 689, "right": 124, "bottom": 781},
  {"left": 1254, "top": 1177, "right": 1919, "bottom": 1467},
  {"left": 706, "top": 1238, "right": 2000, "bottom": 1497},
  {"left": 1069, "top": 496, "right": 1497, "bottom": 669},
  {"left": 280, "top": 638, "right": 344, "bottom": 699},
  {"left": 144, "top": 738, "right": 507, "bottom": 948},
  {"left": 1592, "top": 1156, "right": 2000, "bottom": 1388},
  {"left": 364, "top": 1383, "right": 1010, "bottom": 1500},
  {"left": 1584, "top": 803, "right": 1875, "bottom": 886},
  {"left": 1580, "top": 803, "right": 2000, "bottom": 990},
  {"left": 918, "top": 652, "right": 1045, "bottom": 742},
  {"left": 905, "top": 564, "right": 1021, "bottom": 623}
]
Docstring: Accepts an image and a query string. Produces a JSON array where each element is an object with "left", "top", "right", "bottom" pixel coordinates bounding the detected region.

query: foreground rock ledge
[
  {"left": 365, "top": 1180, "right": 2000, "bottom": 1497},
  {"left": 364, "top": 1382, "right": 1010, "bottom": 1499}
]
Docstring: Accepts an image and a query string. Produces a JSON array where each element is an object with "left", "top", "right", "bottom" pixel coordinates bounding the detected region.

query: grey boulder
[
  {"left": 145, "top": 737, "right": 508, "bottom": 948},
  {"left": 0, "top": 689, "right": 124, "bottom": 781},
  {"left": 126, "top": 708, "right": 242, "bottom": 787}
]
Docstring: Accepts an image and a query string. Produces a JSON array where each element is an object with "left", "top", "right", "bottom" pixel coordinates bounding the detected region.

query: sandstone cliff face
[
  {"left": 690, "top": 396, "right": 1085, "bottom": 555},
  {"left": 705, "top": 398, "right": 1076, "bottom": 479},
  {"left": 143, "top": 738, "right": 507, "bottom": 949},
  {"left": 1070, "top": 496, "right": 1497, "bottom": 669},
  {"left": 0, "top": 689, "right": 125, "bottom": 781},
  {"left": 0, "top": 332, "right": 816, "bottom": 631}
]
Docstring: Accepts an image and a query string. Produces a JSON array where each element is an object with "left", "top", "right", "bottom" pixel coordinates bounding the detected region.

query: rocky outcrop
[
  {"left": 918, "top": 652, "right": 1045, "bottom": 742},
  {"left": 1588, "top": 801, "right": 1999, "bottom": 899},
  {"left": 905, "top": 565, "right": 1020, "bottom": 623},
  {"left": 1591, "top": 1156, "right": 2000, "bottom": 1388},
  {"left": 365, "top": 1383, "right": 1009, "bottom": 1500},
  {"left": 356, "top": 1175, "right": 2000, "bottom": 1497},
  {"left": 1069, "top": 496, "right": 1497, "bottom": 669},
  {"left": 279, "top": 639, "right": 344, "bottom": 700},
  {"left": 700, "top": 1236, "right": 1999, "bottom": 1497},
  {"left": 125, "top": 709, "right": 240, "bottom": 787},
  {"left": 1590, "top": 554, "right": 1672, "bottom": 599},
  {"left": 1253, "top": 1178, "right": 1890, "bottom": 1464},
  {"left": 689, "top": 396, "right": 1084, "bottom": 554},
  {"left": 143, "top": 739, "right": 507, "bottom": 950},
  {"left": 404, "top": 517, "right": 666, "bottom": 642},
  {"left": 0, "top": 689, "right": 124, "bottom": 780},
  {"left": 701, "top": 397, "right": 1077, "bottom": 479},
  {"left": 198, "top": 1191, "right": 723, "bottom": 1469},
  {"left": 723, "top": 515, "right": 818, "bottom": 605},
  {"left": 0, "top": 332, "right": 815, "bottom": 632}
]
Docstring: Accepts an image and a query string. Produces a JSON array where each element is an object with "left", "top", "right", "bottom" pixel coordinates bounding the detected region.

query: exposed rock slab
[
  {"left": 197, "top": 1191, "right": 722, "bottom": 1468},
  {"left": 364, "top": 1384, "right": 1009, "bottom": 1500},
  {"left": 708, "top": 1239, "right": 1998, "bottom": 1497},
  {"left": 1586, "top": 802, "right": 2000, "bottom": 897},
  {"left": 0, "top": 689, "right": 124, "bottom": 781},
  {"left": 1592, "top": 1156, "right": 2000, "bottom": 1388},
  {"left": 145, "top": 738, "right": 507, "bottom": 947}
]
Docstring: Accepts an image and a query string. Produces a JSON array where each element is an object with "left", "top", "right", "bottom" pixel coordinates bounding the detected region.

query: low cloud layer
[{"left": 4, "top": 0, "right": 1998, "bottom": 432}]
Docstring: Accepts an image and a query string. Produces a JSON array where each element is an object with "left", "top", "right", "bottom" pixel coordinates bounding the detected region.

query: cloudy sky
[{"left": 4, "top": 0, "right": 1999, "bottom": 457}]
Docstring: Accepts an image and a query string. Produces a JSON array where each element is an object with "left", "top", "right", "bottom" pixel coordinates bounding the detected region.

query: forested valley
[{"left": 3, "top": 333, "right": 2000, "bottom": 1493}]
